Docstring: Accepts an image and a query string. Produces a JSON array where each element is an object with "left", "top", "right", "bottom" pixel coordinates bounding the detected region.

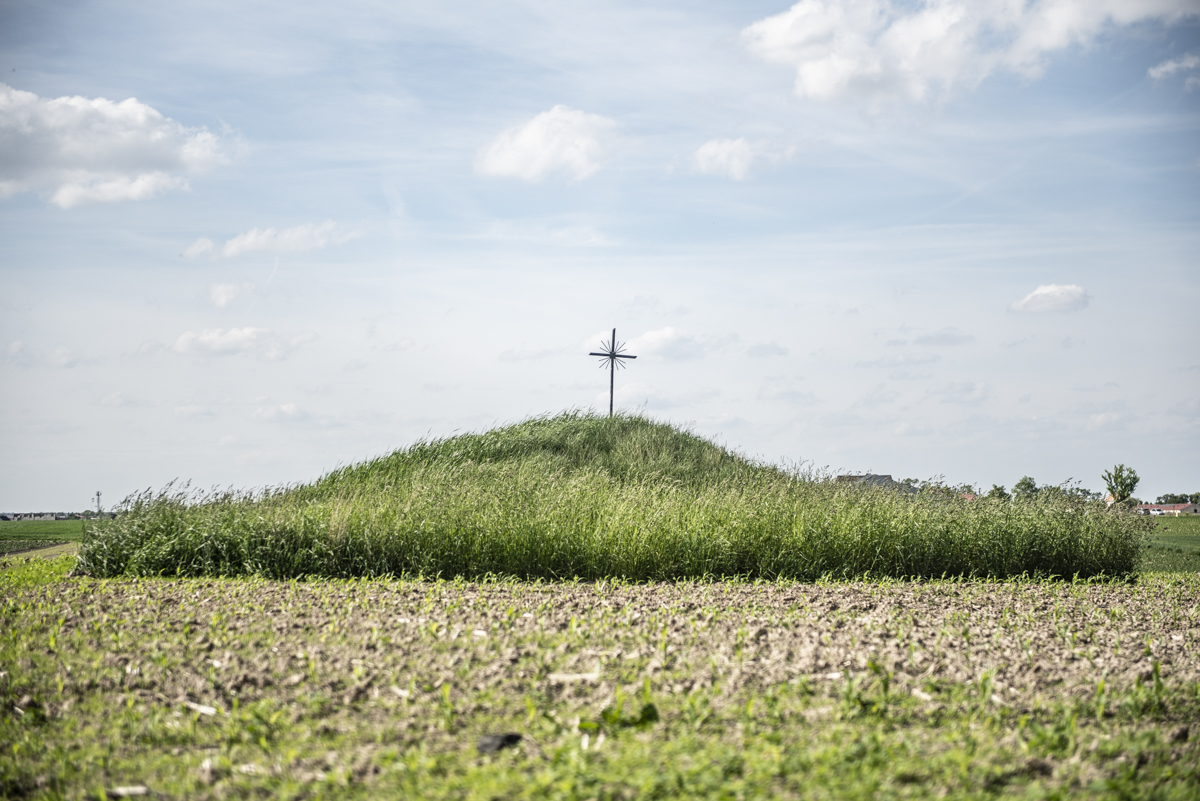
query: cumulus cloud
[
  {"left": 173, "top": 327, "right": 269, "bottom": 355},
  {"left": 182, "top": 238, "right": 214, "bottom": 258},
  {"left": 183, "top": 222, "right": 357, "bottom": 259},
  {"left": 0, "top": 83, "right": 233, "bottom": 207},
  {"left": 1148, "top": 53, "right": 1199, "bottom": 79},
  {"left": 742, "top": 1, "right": 1198, "bottom": 105},
  {"left": 173, "top": 327, "right": 315, "bottom": 360},
  {"left": 694, "top": 138, "right": 758, "bottom": 180},
  {"left": 693, "top": 138, "right": 794, "bottom": 180},
  {"left": 208, "top": 283, "right": 254, "bottom": 308},
  {"left": 1009, "top": 284, "right": 1089, "bottom": 313},
  {"left": 476, "top": 105, "right": 615, "bottom": 181},
  {"left": 1149, "top": 53, "right": 1200, "bottom": 89}
]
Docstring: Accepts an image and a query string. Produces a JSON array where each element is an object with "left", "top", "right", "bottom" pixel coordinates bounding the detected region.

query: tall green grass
[{"left": 78, "top": 412, "right": 1148, "bottom": 580}]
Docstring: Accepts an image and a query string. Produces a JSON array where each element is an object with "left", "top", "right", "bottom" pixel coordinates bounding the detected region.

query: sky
[{"left": 1, "top": 0, "right": 1198, "bottom": 511}]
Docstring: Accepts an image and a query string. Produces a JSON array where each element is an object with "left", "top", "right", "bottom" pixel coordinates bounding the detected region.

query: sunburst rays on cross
[{"left": 589, "top": 328, "right": 637, "bottom": 417}]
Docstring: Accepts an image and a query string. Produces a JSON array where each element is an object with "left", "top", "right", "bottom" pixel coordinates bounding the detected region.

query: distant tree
[
  {"left": 1156, "top": 493, "right": 1200, "bottom": 505},
  {"left": 985, "top": 484, "right": 1011, "bottom": 501},
  {"left": 1040, "top": 480, "right": 1103, "bottom": 503},
  {"left": 1013, "top": 476, "right": 1039, "bottom": 499},
  {"left": 1102, "top": 464, "right": 1140, "bottom": 503}
]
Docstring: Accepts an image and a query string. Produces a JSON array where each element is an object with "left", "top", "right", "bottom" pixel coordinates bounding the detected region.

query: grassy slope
[
  {"left": 78, "top": 413, "right": 1148, "bottom": 581},
  {"left": 2, "top": 559, "right": 1198, "bottom": 800}
]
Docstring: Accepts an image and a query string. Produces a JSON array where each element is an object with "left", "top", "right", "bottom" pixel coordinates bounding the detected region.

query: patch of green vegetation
[
  {"left": 1, "top": 561, "right": 1197, "bottom": 799},
  {"left": 79, "top": 413, "right": 1147, "bottom": 581},
  {"left": 1152, "top": 515, "right": 1200, "bottom": 540},
  {"left": 0, "top": 540, "right": 66, "bottom": 556},
  {"left": 1144, "top": 516, "right": 1200, "bottom": 573},
  {"left": 0, "top": 519, "right": 85, "bottom": 542}
]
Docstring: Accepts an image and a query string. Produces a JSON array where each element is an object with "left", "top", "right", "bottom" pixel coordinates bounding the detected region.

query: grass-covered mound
[{"left": 78, "top": 412, "right": 1147, "bottom": 580}]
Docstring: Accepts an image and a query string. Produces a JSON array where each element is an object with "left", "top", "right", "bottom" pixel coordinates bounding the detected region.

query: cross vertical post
[{"left": 589, "top": 328, "right": 637, "bottom": 417}]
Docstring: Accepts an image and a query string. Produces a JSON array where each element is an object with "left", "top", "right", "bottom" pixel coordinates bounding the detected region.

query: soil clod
[{"left": 477, "top": 733, "right": 523, "bottom": 754}]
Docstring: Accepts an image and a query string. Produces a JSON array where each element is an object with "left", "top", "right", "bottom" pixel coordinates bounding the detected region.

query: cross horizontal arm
[
  {"left": 614, "top": 354, "right": 636, "bottom": 359},
  {"left": 588, "top": 352, "right": 610, "bottom": 357}
]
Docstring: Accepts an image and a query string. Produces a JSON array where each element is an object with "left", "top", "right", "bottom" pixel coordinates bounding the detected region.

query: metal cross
[{"left": 589, "top": 328, "right": 637, "bottom": 417}]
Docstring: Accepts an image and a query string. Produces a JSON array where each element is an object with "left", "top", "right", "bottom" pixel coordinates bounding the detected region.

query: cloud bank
[
  {"left": 476, "top": 105, "right": 615, "bottom": 181},
  {"left": 1009, "top": 284, "right": 1089, "bottom": 313},
  {"left": 742, "top": 0, "right": 1199, "bottom": 105},
  {"left": 0, "top": 83, "right": 232, "bottom": 207}
]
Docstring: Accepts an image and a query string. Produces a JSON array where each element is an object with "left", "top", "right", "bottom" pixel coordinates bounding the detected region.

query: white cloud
[
  {"left": 625, "top": 327, "right": 736, "bottom": 361},
  {"left": 219, "top": 221, "right": 354, "bottom": 257},
  {"left": 1149, "top": 53, "right": 1199, "bottom": 79},
  {"left": 476, "top": 105, "right": 615, "bottom": 181},
  {"left": 172, "top": 328, "right": 314, "bottom": 360},
  {"left": 173, "top": 327, "right": 270, "bottom": 356},
  {"left": 0, "top": 83, "right": 232, "bottom": 207},
  {"left": 1009, "top": 284, "right": 1089, "bottom": 313},
  {"left": 183, "top": 238, "right": 214, "bottom": 258},
  {"left": 742, "top": 1, "right": 1199, "bottom": 106},
  {"left": 183, "top": 223, "right": 356, "bottom": 259},
  {"left": 208, "top": 283, "right": 254, "bottom": 308},
  {"left": 694, "top": 138, "right": 757, "bottom": 180}
]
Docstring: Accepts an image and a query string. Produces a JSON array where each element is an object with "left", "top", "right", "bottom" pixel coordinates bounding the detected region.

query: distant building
[{"left": 1138, "top": 503, "right": 1200, "bottom": 517}]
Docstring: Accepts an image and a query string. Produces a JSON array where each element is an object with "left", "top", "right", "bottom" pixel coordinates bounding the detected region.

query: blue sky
[{"left": 2, "top": 0, "right": 1198, "bottom": 510}]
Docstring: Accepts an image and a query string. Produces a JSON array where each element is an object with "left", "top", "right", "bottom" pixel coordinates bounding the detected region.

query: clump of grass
[{"left": 78, "top": 412, "right": 1148, "bottom": 580}]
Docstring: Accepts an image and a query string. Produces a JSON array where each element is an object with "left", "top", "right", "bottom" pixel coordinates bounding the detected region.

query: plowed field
[{"left": 2, "top": 559, "right": 1197, "bottom": 799}]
